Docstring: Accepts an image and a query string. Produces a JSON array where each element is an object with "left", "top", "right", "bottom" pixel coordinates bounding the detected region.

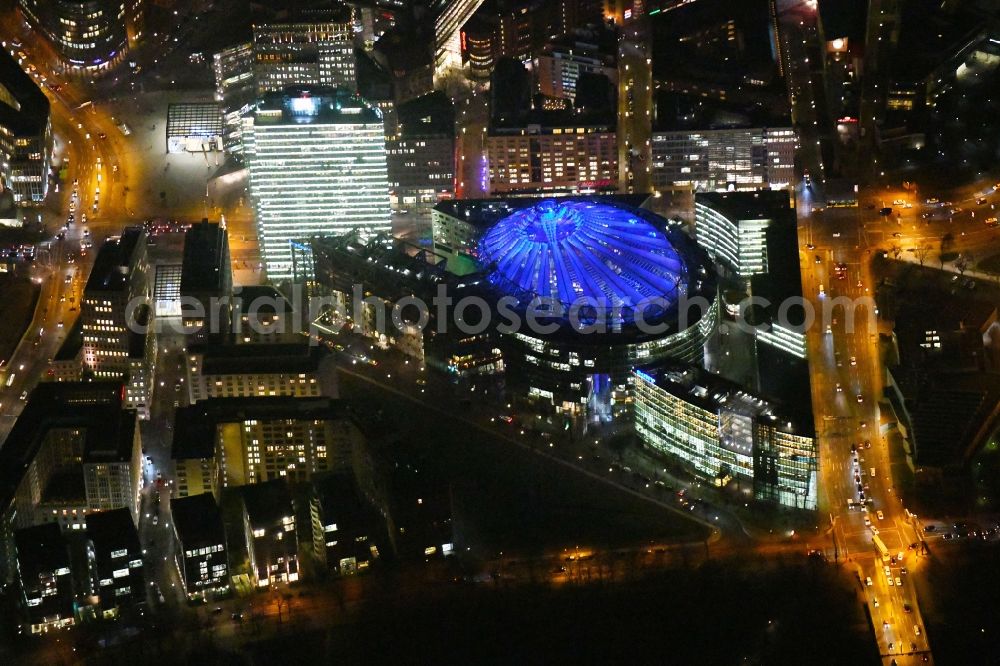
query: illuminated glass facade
[
  {"left": 433, "top": 0, "right": 487, "bottom": 81},
  {"left": 20, "top": 0, "right": 131, "bottom": 71},
  {"left": 0, "top": 49, "right": 52, "bottom": 205},
  {"left": 651, "top": 127, "right": 797, "bottom": 192},
  {"left": 694, "top": 201, "right": 773, "bottom": 280},
  {"left": 244, "top": 87, "right": 391, "bottom": 280},
  {"left": 633, "top": 369, "right": 817, "bottom": 510},
  {"left": 252, "top": 17, "right": 356, "bottom": 94}
]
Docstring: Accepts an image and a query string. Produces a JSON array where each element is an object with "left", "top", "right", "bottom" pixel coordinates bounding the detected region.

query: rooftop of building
[
  {"left": 654, "top": 92, "right": 793, "bottom": 132},
  {"left": 750, "top": 215, "right": 806, "bottom": 316},
  {"left": 172, "top": 396, "right": 347, "bottom": 460},
  {"left": 540, "top": 24, "right": 618, "bottom": 62},
  {"left": 128, "top": 304, "right": 150, "bottom": 359},
  {"left": 84, "top": 227, "right": 145, "bottom": 293},
  {"left": 171, "top": 493, "right": 226, "bottom": 549},
  {"left": 14, "top": 522, "right": 68, "bottom": 573},
  {"left": 888, "top": 0, "right": 996, "bottom": 82},
  {"left": 250, "top": 0, "right": 354, "bottom": 25},
  {"left": 395, "top": 91, "right": 454, "bottom": 139},
  {"left": 181, "top": 220, "right": 230, "bottom": 295},
  {"left": 312, "top": 471, "right": 377, "bottom": 523},
  {"left": 254, "top": 86, "right": 383, "bottom": 126},
  {"left": 650, "top": 0, "right": 779, "bottom": 85},
  {"left": 54, "top": 316, "right": 83, "bottom": 361},
  {"left": 695, "top": 190, "right": 795, "bottom": 224},
  {"left": 892, "top": 289, "right": 998, "bottom": 373},
  {"left": 0, "top": 382, "right": 130, "bottom": 509},
  {"left": 41, "top": 468, "right": 86, "bottom": 504},
  {"left": 188, "top": 336, "right": 324, "bottom": 375},
  {"left": 636, "top": 362, "right": 814, "bottom": 439},
  {"left": 234, "top": 285, "right": 293, "bottom": 315},
  {"left": 489, "top": 56, "right": 615, "bottom": 131},
  {"left": 891, "top": 364, "right": 1000, "bottom": 468},
  {"left": 239, "top": 478, "right": 294, "bottom": 528},
  {"left": 86, "top": 507, "right": 140, "bottom": 554},
  {"left": 0, "top": 47, "right": 50, "bottom": 137}
]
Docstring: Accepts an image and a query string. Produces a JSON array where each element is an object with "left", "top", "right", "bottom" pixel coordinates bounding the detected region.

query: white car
[
  {"left": 876, "top": 510, "right": 884, "bottom": 520},
  {"left": 864, "top": 516, "right": 871, "bottom": 526},
  {"left": 866, "top": 576, "right": 873, "bottom": 586}
]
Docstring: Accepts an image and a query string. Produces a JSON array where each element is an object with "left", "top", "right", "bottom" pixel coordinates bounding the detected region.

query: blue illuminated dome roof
[{"left": 478, "top": 200, "right": 688, "bottom": 324}]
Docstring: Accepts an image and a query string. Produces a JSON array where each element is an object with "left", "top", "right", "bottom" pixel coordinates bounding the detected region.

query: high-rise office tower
[
  {"left": 19, "top": 0, "right": 137, "bottom": 74},
  {"left": 0, "top": 49, "right": 51, "bottom": 204},
  {"left": 252, "top": 5, "right": 356, "bottom": 94},
  {"left": 617, "top": 14, "right": 652, "bottom": 194},
  {"left": 432, "top": 0, "right": 487, "bottom": 84},
  {"left": 213, "top": 43, "right": 255, "bottom": 157},
  {"left": 386, "top": 91, "right": 455, "bottom": 225},
  {"left": 244, "top": 87, "right": 391, "bottom": 281},
  {"left": 81, "top": 227, "right": 149, "bottom": 378}
]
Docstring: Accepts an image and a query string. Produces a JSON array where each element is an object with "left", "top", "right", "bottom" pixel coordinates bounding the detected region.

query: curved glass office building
[{"left": 478, "top": 199, "right": 719, "bottom": 421}]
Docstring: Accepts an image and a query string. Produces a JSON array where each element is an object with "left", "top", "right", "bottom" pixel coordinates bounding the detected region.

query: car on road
[
  {"left": 986, "top": 217, "right": 998, "bottom": 226},
  {"left": 836, "top": 383, "right": 843, "bottom": 392},
  {"left": 866, "top": 576, "right": 872, "bottom": 586},
  {"left": 864, "top": 516, "right": 871, "bottom": 527},
  {"left": 877, "top": 510, "right": 884, "bottom": 520},
  {"left": 978, "top": 197, "right": 988, "bottom": 205},
  {"left": 888, "top": 577, "right": 894, "bottom": 586},
  {"left": 896, "top": 577, "right": 902, "bottom": 587},
  {"left": 850, "top": 356, "right": 857, "bottom": 365},
  {"left": 857, "top": 394, "right": 864, "bottom": 403},
  {"left": 926, "top": 197, "right": 939, "bottom": 204},
  {"left": 873, "top": 597, "right": 879, "bottom": 608},
  {"left": 892, "top": 199, "right": 906, "bottom": 206},
  {"left": 884, "top": 566, "right": 891, "bottom": 577},
  {"left": 64, "top": 273, "right": 72, "bottom": 283},
  {"left": 903, "top": 603, "right": 912, "bottom": 613}
]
